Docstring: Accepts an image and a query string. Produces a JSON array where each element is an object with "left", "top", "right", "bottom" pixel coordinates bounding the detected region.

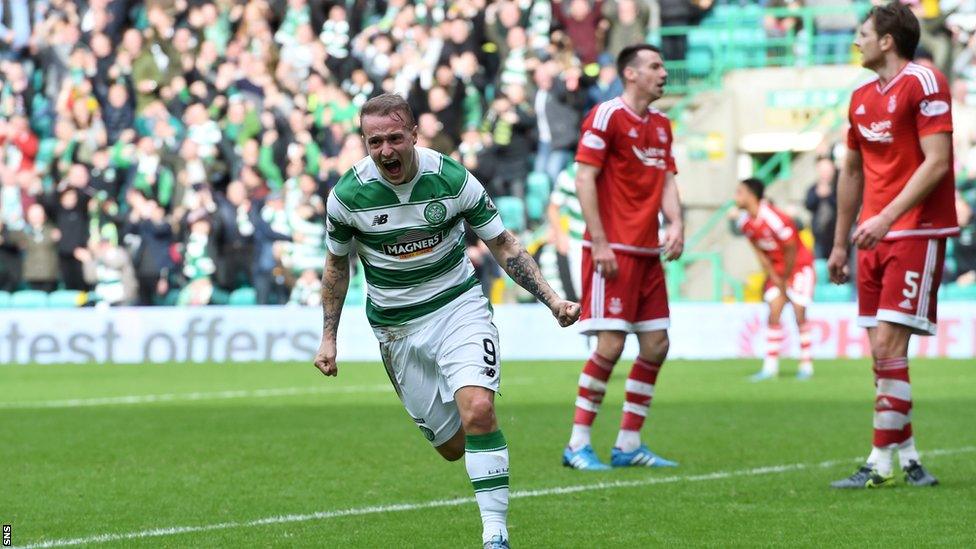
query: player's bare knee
[
  {"left": 873, "top": 325, "right": 911, "bottom": 358},
  {"left": 637, "top": 331, "right": 669, "bottom": 363},
  {"left": 460, "top": 397, "right": 496, "bottom": 433},
  {"left": 597, "top": 334, "right": 627, "bottom": 363},
  {"left": 650, "top": 335, "right": 670, "bottom": 362},
  {"left": 873, "top": 338, "right": 903, "bottom": 361}
]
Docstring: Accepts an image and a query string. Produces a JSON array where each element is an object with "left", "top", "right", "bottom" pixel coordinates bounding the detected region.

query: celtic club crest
[{"left": 424, "top": 201, "right": 447, "bottom": 224}]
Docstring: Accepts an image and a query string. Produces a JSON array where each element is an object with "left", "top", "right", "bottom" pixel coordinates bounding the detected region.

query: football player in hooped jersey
[
  {"left": 734, "top": 178, "right": 816, "bottom": 381},
  {"left": 562, "top": 44, "right": 685, "bottom": 470},
  {"left": 314, "top": 94, "right": 580, "bottom": 549},
  {"left": 828, "top": 2, "right": 956, "bottom": 489}
]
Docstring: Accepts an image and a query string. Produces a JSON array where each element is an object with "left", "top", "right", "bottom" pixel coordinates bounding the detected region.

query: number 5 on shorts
[{"left": 903, "top": 271, "right": 920, "bottom": 299}]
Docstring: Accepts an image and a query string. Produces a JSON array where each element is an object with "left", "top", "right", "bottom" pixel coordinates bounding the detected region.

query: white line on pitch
[
  {"left": 0, "top": 378, "right": 538, "bottom": 409},
  {"left": 0, "top": 384, "right": 390, "bottom": 409},
  {"left": 18, "top": 446, "right": 975, "bottom": 548}
]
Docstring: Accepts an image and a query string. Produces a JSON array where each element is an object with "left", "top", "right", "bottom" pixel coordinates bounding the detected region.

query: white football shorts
[{"left": 373, "top": 286, "right": 501, "bottom": 447}]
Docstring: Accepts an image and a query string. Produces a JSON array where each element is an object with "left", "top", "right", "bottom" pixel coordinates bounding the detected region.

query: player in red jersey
[
  {"left": 562, "top": 44, "right": 684, "bottom": 470},
  {"left": 828, "top": 2, "right": 955, "bottom": 489},
  {"left": 734, "top": 178, "right": 816, "bottom": 381}
]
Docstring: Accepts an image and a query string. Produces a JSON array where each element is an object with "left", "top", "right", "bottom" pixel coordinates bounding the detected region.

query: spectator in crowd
[
  {"left": 804, "top": 154, "right": 838, "bottom": 259},
  {"left": 532, "top": 60, "right": 585, "bottom": 186},
  {"left": 586, "top": 57, "right": 623, "bottom": 110},
  {"left": 4, "top": 203, "right": 60, "bottom": 292},
  {"left": 1, "top": 115, "right": 38, "bottom": 173},
  {"left": 602, "top": 0, "right": 651, "bottom": 60},
  {"left": 952, "top": 78, "right": 976, "bottom": 181},
  {"left": 124, "top": 193, "right": 174, "bottom": 306},
  {"left": 417, "top": 112, "right": 455, "bottom": 155},
  {"left": 806, "top": 0, "right": 858, "bottom": 65},
  {"left": 0, "top": 59, "right": 31, "bottom": 117},
  {"left": 213, "top": 181, "right": 255, "bottom": 292},
  {"left": 906, "top": 0, "right": 956, "bottom": 77},
  {"left": 99, "top": 83, "right": 135, "bottom": 146},
  {"left": 0, "top": 0, "right": 31, "bottom": 60},
  {"left": 251, "top": 192, "right": 293, "bottom": 305},
  {"left": 178, "top": 208, "right": 218, "bottom": 306},
  {"left": 660, "top": 0, "right": 713, "bottom": 64},
  {"left": 481, "top": 89, "right": 536, "bottom": 198},
  {"left": 0, "top": 219, "right": 21, "bottom": 291},
  {"left": 78, "top": 225, "right": 138, "bottom": 307},
  {"left": 552, "top": 0, "right": 604, "bottom": 65},
  {"left": 44, "top": 183, "right": 90, "bottom": 291},
  {"left": 3, "top": 0, "right": 964, "bottom": 309},
  {"left": 762, "top": 0, "right": 802, "bottom": 61},
  {"left": 288, "top": 268, "right": 322, "bottom": 307},
  {"left": 954, "top": 32, "right": 976, "bottom": 103},
  {"left": 950, "top": 190, "right": 976, "bottom": 285}
]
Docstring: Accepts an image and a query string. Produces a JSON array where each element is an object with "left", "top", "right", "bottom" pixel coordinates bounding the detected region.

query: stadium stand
[{"left": 0, "top": 1, "right": 973, "bottom": 308}]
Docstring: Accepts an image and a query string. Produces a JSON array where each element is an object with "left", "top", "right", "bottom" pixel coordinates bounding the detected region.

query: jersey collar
[
  {"left": 617, "top": 97, "right": 649, "bottom": 123},
  {"left": 876, "top": 61, "right": 911, "bottom": 95}
]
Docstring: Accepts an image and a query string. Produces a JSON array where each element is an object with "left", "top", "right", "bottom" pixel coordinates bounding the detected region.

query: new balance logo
[
  {"left": 855, "top": 104, "right": 866, "bottom": 115},
  {"left": 372, "top": 214, "right": 389, "bottom": 226},
  {"left": 481, "top": 367, "right": 497, "bottom": 378}
]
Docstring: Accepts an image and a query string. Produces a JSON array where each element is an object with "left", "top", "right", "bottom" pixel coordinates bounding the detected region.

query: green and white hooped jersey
[
  {"left": 327, "top": 147, "right": 506, "bottom": 327},
  {"left": 551, "top": 162, "right": 585, "bottom": 241}
]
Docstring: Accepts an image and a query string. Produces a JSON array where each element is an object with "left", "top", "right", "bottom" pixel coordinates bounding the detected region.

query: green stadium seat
[
  {"left": 494, "top": 196, "right": 526, "bottom": 233},
  {"left": 0, "top": 291, "right": 10, "bottom": 308},
  {"left": 228, "top": 287, "right": 257, "bottom": 306},
  {"left": 47, "top": 290, "right": 83, "bottom": 308},
  {"left": 155, "top": 289, "right": 180, "bottom": 306},
  {"left": 704, "top": 4, "right": 737, "bottom": 25},
  {"left": 944, "top": 283, "right": 976, "bottom": 301},
  {"left": 10, "top": 290, "right": 49, "bottom": 308},
  {"left": 210, "top": 288, "right": 230, "bottom": 305},
  {"left": 814, "top": 283, "right": 853, "bottom": 302},
  {"left": 525, "top": 172, "right": 550, "bottom": 222},
  {"left": 686, "top": 48, "right": 712, "bottom": 77},
  {"left": 688, "top": 27, "right": 719, "bottom": 50}
]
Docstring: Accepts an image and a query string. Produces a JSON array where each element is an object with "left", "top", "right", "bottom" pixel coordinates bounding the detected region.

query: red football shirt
[
  {"left": 575, "top": 97, "right": 677, "bottom": 254},
  {"left": 846, "top": 62, "right": 957, "bottom": 240},
  {"left": 738, "top": 201, "right": 814, "bottom": 276}
]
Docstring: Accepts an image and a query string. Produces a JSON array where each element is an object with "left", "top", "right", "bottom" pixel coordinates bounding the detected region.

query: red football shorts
[
  {"left": 579, "top": 247, "right": 670, "bottom": 335},
  {"left": 763, "top": 264, "right": 816, "bottom": 307},
  {"left": 857, "top": 238, "right": 946, "bottom": 336}
]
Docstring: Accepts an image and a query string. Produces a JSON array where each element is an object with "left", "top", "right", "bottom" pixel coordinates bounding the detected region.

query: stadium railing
[
  {"left": 658, "top": 4, "right": 870, "bottom": 95},
  {"left": 665, "top": 69, "right": 862, "bottom": 301}
]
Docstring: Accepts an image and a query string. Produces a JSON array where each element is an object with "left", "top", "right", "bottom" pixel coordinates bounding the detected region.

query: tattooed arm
[
  {"left": 485, "top": 230, "right": 581, "bottom": 327},
  {"left": 313, "top": 251, "right": 351, "bottom": 376}
]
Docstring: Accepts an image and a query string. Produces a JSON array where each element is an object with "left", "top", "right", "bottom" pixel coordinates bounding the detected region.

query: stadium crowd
[{"left": 0, "top": 0, "right": 974, "bottom": 306}]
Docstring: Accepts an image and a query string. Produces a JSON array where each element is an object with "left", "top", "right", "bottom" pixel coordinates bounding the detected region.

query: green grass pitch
[{"left": 2, "top": 358, "right": 974, "bottom": 547}]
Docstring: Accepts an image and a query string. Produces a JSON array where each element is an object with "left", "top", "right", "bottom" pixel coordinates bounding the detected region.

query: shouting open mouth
[{"left": 381, "top": 156, "right": 403, "bottom": 179}]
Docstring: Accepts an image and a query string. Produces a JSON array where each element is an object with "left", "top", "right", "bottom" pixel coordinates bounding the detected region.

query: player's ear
[
  {"left": 879, "top": 33, "right": 893, "bottom": 52},
  {"left": 621, "top": 65, "right": 633, "bottom": 82}
]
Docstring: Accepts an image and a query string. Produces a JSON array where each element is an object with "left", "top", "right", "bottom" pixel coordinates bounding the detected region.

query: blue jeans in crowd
[{"left": 534, "top": 142, "right": 574, "bottom": 188}]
